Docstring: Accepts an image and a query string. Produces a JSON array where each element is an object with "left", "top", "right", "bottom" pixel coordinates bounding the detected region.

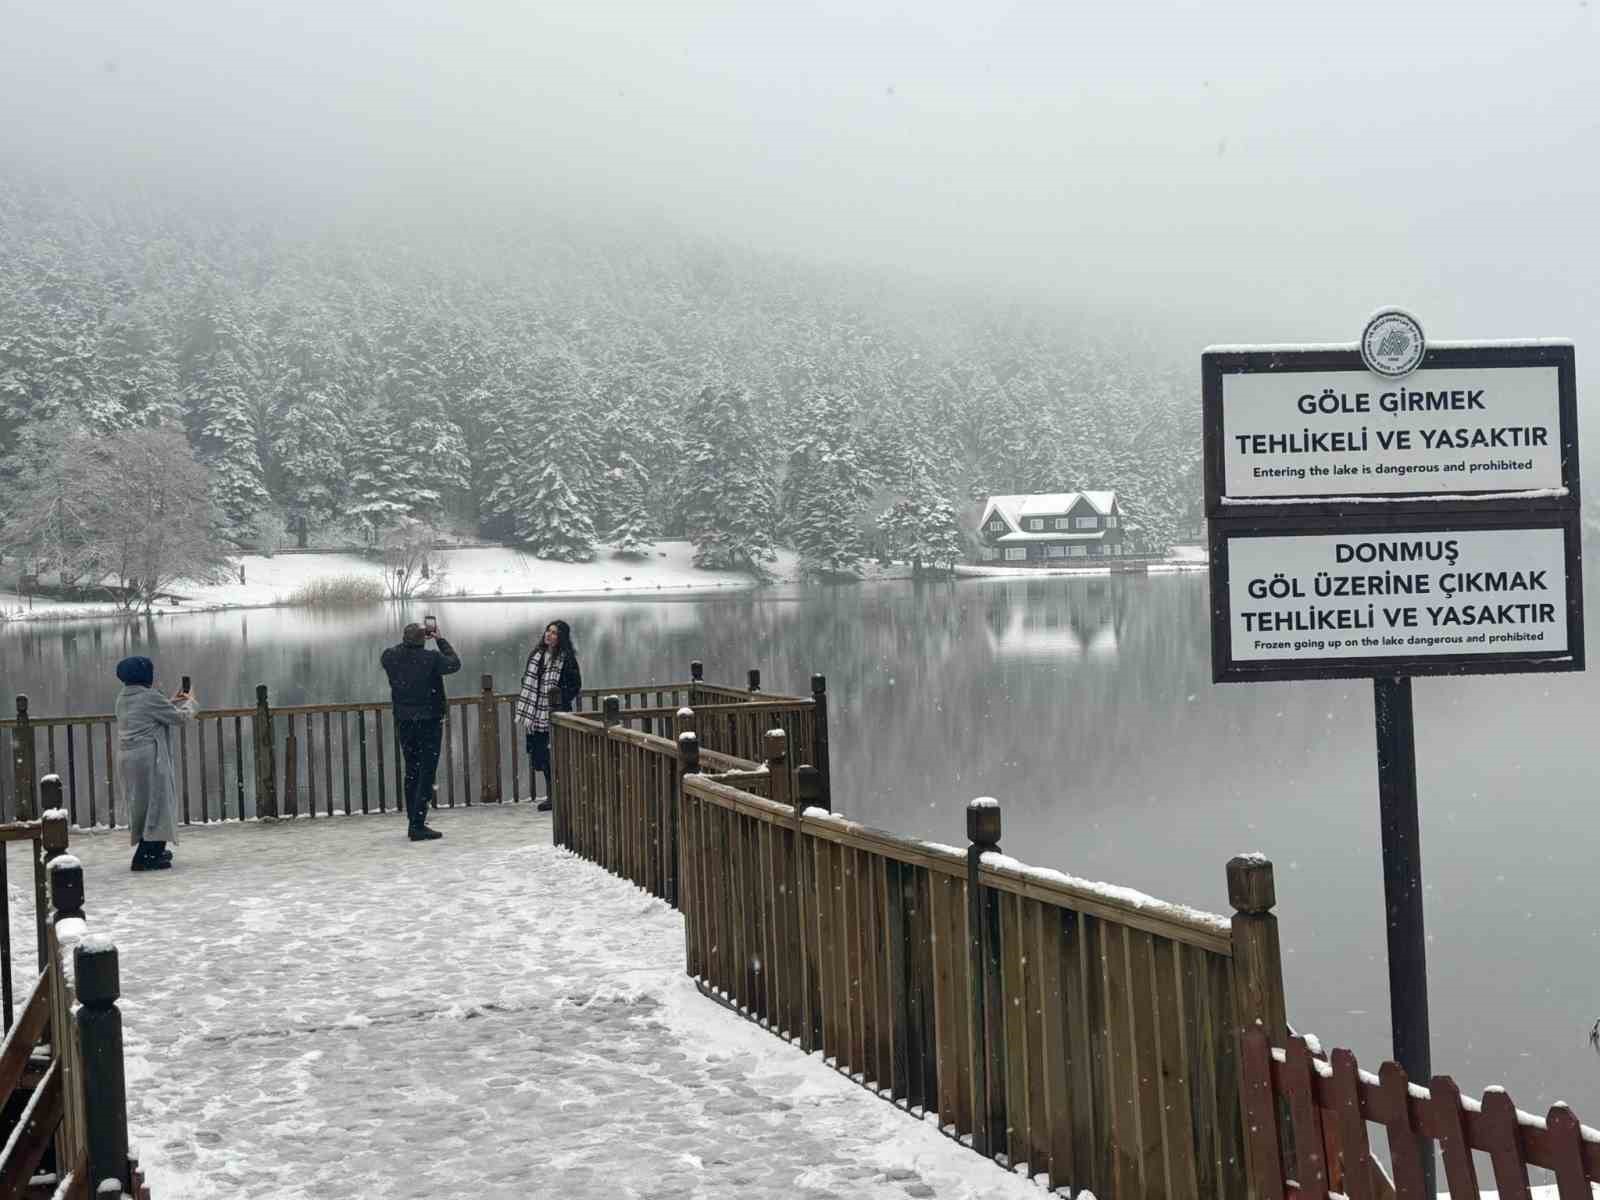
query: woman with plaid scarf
[{"left": 514, "top": 620, "right": 582, "bottom": 811}]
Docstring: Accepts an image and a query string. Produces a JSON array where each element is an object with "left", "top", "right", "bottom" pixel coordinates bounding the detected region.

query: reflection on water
[{"left": 2, "top": 573, "right": 1598, "bottom": 1114}]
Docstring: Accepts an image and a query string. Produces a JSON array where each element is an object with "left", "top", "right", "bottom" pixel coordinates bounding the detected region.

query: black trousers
[
  {"left": 526, "top": 730, "right": 552, "bottom": 797},
  {"left": 397, "top": 718, "right": 444, "bottom": 827}
]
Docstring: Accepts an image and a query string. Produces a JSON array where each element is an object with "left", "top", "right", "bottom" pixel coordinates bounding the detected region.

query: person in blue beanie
[{"left": 113, "top": 656, "right": 196, "bottom": 871}]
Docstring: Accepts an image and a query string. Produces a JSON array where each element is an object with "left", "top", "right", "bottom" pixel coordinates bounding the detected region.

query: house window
[
  {"left": 980, "top": 547, "right": 998, "bottom": 561},
  {"left": 1054, "top": 518, "right": 1070, "bottom": 530},
  {"left": 1105, "top": 516, "right": 1118, "bottom": 528},
  {"left": 1046, "top": 546, "right": 1065, "bottom": 558},
  {"left": 1068, "top": 546, "right": 1087, "bottom": 557},
  {"left": 1074, "top": 516, "right": 1098, "bottom": 529},
  {"left": 1028, "top": 519, "right": 1044, "bottom": 530},
  {"left": 1004, "top": 547, "right": 1027, "bottom": 561},
  {"left": 988, "top": 519, "right": 1006, "bottom": 531}
]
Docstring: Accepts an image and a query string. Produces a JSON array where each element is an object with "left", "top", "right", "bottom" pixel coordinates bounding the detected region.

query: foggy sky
[{"left": 5, "top": 0, "right": 1599, "bottom": 352}]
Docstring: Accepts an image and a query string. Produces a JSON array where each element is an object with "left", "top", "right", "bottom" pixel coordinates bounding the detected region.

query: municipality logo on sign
[{"left": 1360, "top": 308, "right": 1426, "bottom": 378}]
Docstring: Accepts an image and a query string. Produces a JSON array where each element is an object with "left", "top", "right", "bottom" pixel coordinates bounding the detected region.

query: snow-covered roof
[
  {"left": 981, "top": 491, "right": 1118, "bottom": 530},
  {"left": 994, "top": 530, "right": 1108, "bottom": 544}
]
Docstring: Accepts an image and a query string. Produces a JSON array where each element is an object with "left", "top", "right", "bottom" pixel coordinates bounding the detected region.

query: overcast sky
[{"left": 4, "top": 0, "right": 1599, "bottom": 351}]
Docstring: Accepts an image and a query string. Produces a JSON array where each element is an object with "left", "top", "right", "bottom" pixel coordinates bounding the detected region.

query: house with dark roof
[{"left": 974, "top": 491, "right": 1129, "bottom": 564}]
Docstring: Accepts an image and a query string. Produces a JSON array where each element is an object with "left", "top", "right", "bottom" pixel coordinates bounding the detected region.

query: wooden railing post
[
  {"left": 13, "top": 695, "right": 36, "bottom": 821},
  {"left": 48, "top": 854, "right": 84, "bottom": 925},
  {"left": 1229, "top": 854, "right": 1291, "bottom": 1198},
  {"left": 253, "top": 684, "right": 279, "bottom": 820},
  {"left": 479, "top": 674, "right": 501, "bottom": 804},
  {"left": 763, "top": 728, "right": 791, "bottom": 808},
  {"left": 810, "top": 674, "right": 831, "bottom": 809},
  {"left": 283, "top": 714, "right": 299, "bottom": 818},
  {"left": 1228, "top": 855, "right": 1288, "bottom": 1045},
  {"left": 76, "top": 937, "right": 132, "bottom": 1195},
  {"left": 40, "top": 796, "right": 68, "bottom": 865},
  {"left": 795, "top": 765, "right": 824, "bottom": 814},
  {"left": 602, "top": 697, "right": 621, "bottom": 871},
  {"left": 966, "top": 797, "right": 1006, "bottom": 1158},
  {"left": 767, "top": 729, "right": 816, "bottom": 1052},
  {"left": 677, "top": 731, "right": 701, "bottom": 969}
]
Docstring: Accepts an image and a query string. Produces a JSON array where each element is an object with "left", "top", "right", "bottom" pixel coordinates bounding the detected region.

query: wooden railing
[
  {"left": 1, "top": 661, "right": 827, "bottom": 828},
  {"left": 549, "top": 701, "right": 824, "bottom": 905},
  {"left": 0, "top": 800, "right": 145, "bottom": 1198},
  {"left": 1242, "top": 1028, "right": 1600, "bottom": 1199},
  {"left": 663, "top": 729, "right": 1288, "bottom": 1200}
]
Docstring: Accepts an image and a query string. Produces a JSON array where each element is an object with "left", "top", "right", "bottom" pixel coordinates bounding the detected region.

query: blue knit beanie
[{"left": 115, "top": 656, "right": 154, "bottom": 687}]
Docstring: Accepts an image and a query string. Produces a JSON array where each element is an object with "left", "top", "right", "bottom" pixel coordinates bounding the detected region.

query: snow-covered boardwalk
[{"left": 55, "top": 806, "right": 1045, "bottom": 1200}]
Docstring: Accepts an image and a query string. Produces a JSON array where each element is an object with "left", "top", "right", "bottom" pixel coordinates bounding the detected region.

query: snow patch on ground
[
  {"left": 40, "top": 807, "right": 1050, "bottom": 1199},
  {"left": 0, "top": 542, "right": 801, "bottom": 622}
]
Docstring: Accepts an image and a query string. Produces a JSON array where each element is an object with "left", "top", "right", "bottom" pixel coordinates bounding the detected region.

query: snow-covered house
[{"left": 975, "top": 492, "right": 1129, "bottom": 563}]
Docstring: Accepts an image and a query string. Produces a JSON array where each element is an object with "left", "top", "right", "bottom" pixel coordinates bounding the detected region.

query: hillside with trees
[{"left": 0, "top": 173, "right": 1203, "bottom": 577}]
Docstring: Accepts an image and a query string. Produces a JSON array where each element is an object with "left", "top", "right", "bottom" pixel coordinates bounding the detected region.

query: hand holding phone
[
  {"left": 181, "top": 675, "right": 192, "bottom": 694},
  {"left": 423, "top": 615, "right": 439, "bottom": 640}
]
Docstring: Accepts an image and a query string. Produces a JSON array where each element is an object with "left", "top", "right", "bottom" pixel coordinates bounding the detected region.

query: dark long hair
[{"left": 537, "top": 620, "right": 575, "bottom": 662}]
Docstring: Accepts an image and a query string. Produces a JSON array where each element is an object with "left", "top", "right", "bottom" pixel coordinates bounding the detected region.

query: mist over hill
[{"left": 0, "top": 166, "right": 1199, "bottom": 569}]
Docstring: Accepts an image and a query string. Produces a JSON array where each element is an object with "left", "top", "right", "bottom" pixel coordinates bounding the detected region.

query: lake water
[{"left": 3, "top": 572, "right": 1598, "bottom": 1117}]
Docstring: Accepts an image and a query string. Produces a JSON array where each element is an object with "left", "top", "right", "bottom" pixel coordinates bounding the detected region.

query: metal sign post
[
  {"left": 1373, "top": 674, "right": 1431, "bottom": 1176},
  {"left": 1203, "top": 315, "right": 1582, "bottom": 1198}
]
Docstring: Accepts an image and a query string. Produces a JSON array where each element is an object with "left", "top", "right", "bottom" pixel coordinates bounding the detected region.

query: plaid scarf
[{"left": 514, "top": 649, "right": 565, "bottom": 731}]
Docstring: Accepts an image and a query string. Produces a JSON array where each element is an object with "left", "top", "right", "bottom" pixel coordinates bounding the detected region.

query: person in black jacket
[
  {"left": 381, "top": 621, "right": 462, "bottom": 841},
  {"left": 513, "top": 620, "right": 582, "bottom": 811}
]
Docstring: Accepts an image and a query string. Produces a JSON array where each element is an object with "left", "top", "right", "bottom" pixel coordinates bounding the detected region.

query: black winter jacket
[{"left": 381, "top": 637, "right": 462, "bottom": 721}]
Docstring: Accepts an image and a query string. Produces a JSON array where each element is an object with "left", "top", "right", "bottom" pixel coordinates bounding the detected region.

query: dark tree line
[{"left": 0, "top": 173, "right": 1203, "bottom": 574}]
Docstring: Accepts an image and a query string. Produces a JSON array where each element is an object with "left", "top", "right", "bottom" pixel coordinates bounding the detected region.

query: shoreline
[{"left": 0, "top": 543, "right": 1208, "bottom": 627}]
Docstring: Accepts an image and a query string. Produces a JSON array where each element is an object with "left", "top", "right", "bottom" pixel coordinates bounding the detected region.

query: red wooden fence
[{"left": 1241, "top": 1028, "right": 1600, "bottom": 1199}]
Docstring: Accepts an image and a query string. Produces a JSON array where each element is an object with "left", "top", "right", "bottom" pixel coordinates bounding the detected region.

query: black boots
[
  {"left": 131, "top": 840, "right": 172, "bottom": 871},
  {"left": 408, "top": 824, "right": 443, "bottom": 841},
  {"left": 536, "top": 797, "right": 553, "bottom": 812}
]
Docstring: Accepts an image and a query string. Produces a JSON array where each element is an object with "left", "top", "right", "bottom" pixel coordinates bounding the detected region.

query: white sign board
[
  {"left": 1221, "top": 366, "right": 1563, "bottom": 500},
  {"left": 1224, "top": 526, "right": 1568, "bottom": 665}
]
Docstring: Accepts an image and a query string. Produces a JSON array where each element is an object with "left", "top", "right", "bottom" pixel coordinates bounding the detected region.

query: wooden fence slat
[
  {"left": 1154, "top": 938, "right": 1200, "bottom": 1200},
  {"left": 65, "top": 725, "right": 79, "bottom": 826},
  {"left": 341, "top": 711, "right": 352, "bottom": 815},
  {"left": 103, "top": 723, "right": 115, "bottom": 827},
  {"left": 1016, "top": 897, "right": 1046, "bottom": 1176},
  {"left": 209, "top": 718, "right": 222, "bottom": 823},
  {"left": 1000, "top": 890, "right": 1030, "bottom": 1168},
  {"left": 1479, "top": 1088, "right": 1532, "bottom": 1200},
  {"left": 1544, "top": 1104, "right": 1590, "bottom": 1200},
  {"left": 233, "top": 715, "right": 246, "bottom": 819},
  {"left": 358, "top": 711, "right": 370, "bottom": 814},
  {"left": 178, "top": 724, "right": 190, "bottom": 825},
  {"left": 1284, "top": 1036, "right": 1331, "bottom": 1200},
  {"left": 1428, "top": 1075, "right": 1480, "bottom": 1200},
  {"left": 1378, "top": 1061, "right": 1429, "bottom": 1200},
  {"left": 1239, "top": 1029, "right": 1288, "bottom": 1200},
  {"left": 322, "top": 711, "right": 335, "bottom": 817},
  {"left": 459, "top": 702, "right": 470, "bottom": 807},
  {"left": 1330, "top": 1049, "right": 1379, "bottom": 1200}
]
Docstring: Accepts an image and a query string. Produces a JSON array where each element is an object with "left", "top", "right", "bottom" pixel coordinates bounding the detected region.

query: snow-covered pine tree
[
  {"left": 875, "top": 481, "right": 966, "bottom": 575},
  {"left": 184, "top": 328, "right": 271, "bottom": 542},
  {"left": 265, "top": 313, "right": 353, "bottom": 532},
  {"left": 518, "top": 442, "right": 595, "bottom": 562},
  {"left": 345, "top": 405, "right": 422, "bottom": 541},
  {"left": 604, "top": 452, "right": 652, "bottom": 558},
  {"left": 476, "top": 391, "right": 530, "bottom": 542},
  {"left": 781, "top": 393, "right": 870, "bottom": 577},
  {"left": 86, "top": 306, "right": 167, "bottom": 431},
  {"left": 679, "top": 383, "right": 777, "bottom": 573}
]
